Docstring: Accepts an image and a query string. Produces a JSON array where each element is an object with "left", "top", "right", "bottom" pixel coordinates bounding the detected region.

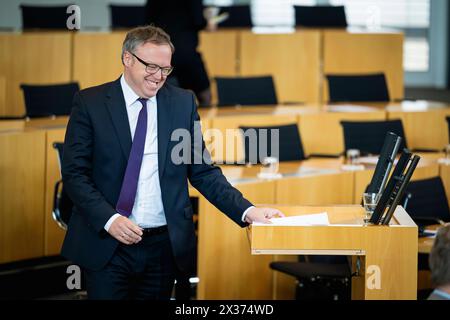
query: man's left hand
[{"left": 245, "top": 207, "right": 285, "bottom": 224}]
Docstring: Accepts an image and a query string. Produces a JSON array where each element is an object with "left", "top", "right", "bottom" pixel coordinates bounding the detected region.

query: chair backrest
[
  {"left": 327, "top": 73, "right": 390, "bottom": 102},
  {"left": 239, "top": 124, "right": 306, "bottom": 164},
  {"left": 52, "top": 142, "right": 73, "bottom": 230},
  {"left": 405, "top": 177, "right": 450, "bottom": 224},
  {"left": 215, "top": 76, "right": 277, "bottom": 106},
  {"left": 294, "top": 5, "right": 347, "bottom": 28},
  {"left": 217, "top": 5, "right": 252, "bottom": 28},
  {"left": 109, "top": 5, "right": 147, "bottom": 29},
  {"left": 340, "top": 120, "right": 407, "bottom": 155},
  {"left": 20, "top": 5, "right": 69, "bottom": 30},
  {"left": 446, "top": 116, "right": 450, "bottom": 143},
  {"left": 20, "top": 82, "right": 79, "bottom": 118}
]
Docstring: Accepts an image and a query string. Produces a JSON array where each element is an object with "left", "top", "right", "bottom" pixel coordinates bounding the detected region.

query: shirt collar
[{"left": 120, "top": 74, "right": 156, "bottom": 108}]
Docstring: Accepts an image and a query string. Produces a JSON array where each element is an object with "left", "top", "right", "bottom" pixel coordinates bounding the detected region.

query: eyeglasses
[{"left": 130, "top": 52, "right": 173, "bottom": 76}]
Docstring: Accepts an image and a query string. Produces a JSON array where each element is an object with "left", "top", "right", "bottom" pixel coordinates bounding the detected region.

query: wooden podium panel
[
  {"left": 240, "top": 30, "right": 321, "bottom": 104},
  {"left": 0, "top": 32, "right": 72, "bottom": 117},
  {"left": 73, "top": 32, "right": 126, "bottom": 89},
  {"left": 250, "top": 205, "right": 418, "bottom": 300},
  {"left": 323, "top": 30, "right": 404, "bottom": 102}
]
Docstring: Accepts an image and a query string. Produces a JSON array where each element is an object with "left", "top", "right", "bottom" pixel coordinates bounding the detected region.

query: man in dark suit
[{"left": 61, "top": 25, "right": 282, "bottom": 300}]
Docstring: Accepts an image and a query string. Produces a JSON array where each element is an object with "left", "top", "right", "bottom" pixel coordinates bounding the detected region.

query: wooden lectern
[{"left": 250, "top": 205, "right": 418, "bottom": 300}]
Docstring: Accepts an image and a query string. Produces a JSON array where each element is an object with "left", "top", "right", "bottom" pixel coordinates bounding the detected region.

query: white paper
[{"left": 253, "top": 212, "right": 329, "bottom": 226}]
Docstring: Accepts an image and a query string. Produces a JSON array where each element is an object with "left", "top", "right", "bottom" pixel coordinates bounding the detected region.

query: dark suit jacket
[{"left": 61, "top": 78, "right": 252, "bottom": 273}]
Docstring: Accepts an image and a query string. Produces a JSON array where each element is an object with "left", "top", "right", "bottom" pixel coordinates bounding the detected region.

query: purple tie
[{"left": 116, "top": 98, "right": 148, "bottom": 217}]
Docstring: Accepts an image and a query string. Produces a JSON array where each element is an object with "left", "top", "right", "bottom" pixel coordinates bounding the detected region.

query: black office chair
[
  {"left": 52, "top": 142, "right": 73, "bottom": 230},
  {"left": 446, "top": 116, "right": 450, "bottom": 143},
  {"left": 20, "top": 5, "right": 69, "bottom": 30},
  {"left": 109, "top": 5, "right": 147, "bottom": 29},
  {"left": 327, "top": 73, "right": 390, "bottom": 103},
  {"left": 403, "top": 176, "right": 450, "bottom": 297},
  {"left": 217, "top": 5, "right": 252, "bottom": 28},
  {"left": 340, "top": 120, "right": 407, "bottom": 155},
  {"left": 404, "top": 177, "right": 450, "bottom": 230},
  {"left": 270, "top": 255, "right": 352, "bottom": 300},
  {"left": 294, "top": 5, "right": 347, "bottom": 28},
  {"left": 20, "top": 82, "right": 79, "bottom": 118},
  {"left": 215, "top": 76, "right": 277, "bottom": 107},
  {"left": 239, "top": 124, "right": 306, "bottom": 164}
]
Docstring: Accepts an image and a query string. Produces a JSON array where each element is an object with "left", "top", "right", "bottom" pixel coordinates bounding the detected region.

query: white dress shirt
[
  {"left": 104, "top": 75, "right": 166, "bottom": 230},
  {"left": 105, "top": 75, "right": 253, "bottom": 231}
]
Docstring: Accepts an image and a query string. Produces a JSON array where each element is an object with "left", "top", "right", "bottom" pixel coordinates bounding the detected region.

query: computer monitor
[
  {"left": 369, "top": 149, "right": 420, "bottom": 225},
  {"left": 366, "top": 132, "right": 403, "bottom": 194}
]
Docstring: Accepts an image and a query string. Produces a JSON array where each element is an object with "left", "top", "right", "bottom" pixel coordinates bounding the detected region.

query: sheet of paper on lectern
[{"left": 253, "top": 212, "right": 329, "bottom": 226}]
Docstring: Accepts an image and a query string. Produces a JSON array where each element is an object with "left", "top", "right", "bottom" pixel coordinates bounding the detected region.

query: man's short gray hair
[
  {"left": 429, "top": 224, "right": 450, "bottom": 287},
  {"left": 121, "top": 25, "right": 175, "bottom": 63}
]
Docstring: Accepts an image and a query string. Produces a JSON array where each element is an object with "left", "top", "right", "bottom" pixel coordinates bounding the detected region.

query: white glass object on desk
[
  {"left": 438, "top": 144, "right": 450, "bottom": 165},
  {"left": 257, "top": 156, "right": 281, "bottom": 179},
  {"left": 446, "top": 144, "right": 450, "bottom": 164},
  {"left": 346, "top": 149, "right": 361, "bottom": 165},
  {"left": 362, "top": 192, "right": 381, "bottom": 224}
]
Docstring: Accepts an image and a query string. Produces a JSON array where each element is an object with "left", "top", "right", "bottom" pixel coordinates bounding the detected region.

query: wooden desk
[
  {"left": 387, "top": 101, "right": 450, "bottom": 150},
  {"left": 322, "top": 29, "right": 404, "bottom": 102},
  {"left": 0, "top": 32, "right": 72, "bottom": 117},
  {"left": 239, "top": 30, "right": 321, "bottom": 104},
  {"left": 73, "top": 32, "right": 125, "bottom": 89},
  {"left": 0, "top": 130, "right": 46, "bottom": 263},
  {"left": 208, "top": 112, "right": 299, "bottom": 163},
  {"left": 298, "top": 105, "right": 386, "bottom": 156},
  {"left": 250, "top": 205, "right": 417, "bottom": 300}
]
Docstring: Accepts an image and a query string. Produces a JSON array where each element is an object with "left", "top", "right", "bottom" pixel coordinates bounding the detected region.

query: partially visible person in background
[
  {"left": 428, "top": 223, "right": 450, "bottom": 300},
  {"left": 145, "top": 0, "right": 216, "bottom": 107}
]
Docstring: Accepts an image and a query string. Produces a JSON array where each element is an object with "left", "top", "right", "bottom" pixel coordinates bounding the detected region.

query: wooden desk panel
[
  {"left": 276, "top": 171, "right": 354, "bottom": 206},
  {"left": 44, "top": 129, "right": 66, "bottom": 256},
  {"left": 240, "top": 31, "right": 321, "bottom": 104},
  {"left": 323, "top": 30, "right": 404, "bottom": 102},
  {"left": 299, "top": 109, "right": 386, "bottom": 156},
  {"left": 0, "top": 131, "right": 46, "bottom": 263},
  {"left": 0, "top": 33, "right": 72, "bottom": 117},
  {"left": 209, "top": 114, "right": 298, "bottom": 163},
  {"left": 73, "top": 32, "right": 125, "bottom": 89},
  {"left": 197, "top": 181, "right": 275, "bottom": 299},
  {"left": 199, "top": 30, "right": 238, "bottom": 77},
  {"left": 388, "top": 108, "right": 450, "bottom": 150}
]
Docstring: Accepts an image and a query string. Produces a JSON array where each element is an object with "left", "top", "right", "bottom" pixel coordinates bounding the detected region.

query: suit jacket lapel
[
  {"left": 157, "top": 85, "right": 174, "bottom": 180},
  {"left": 106, "top": 78, "right": 132, "bottom": 160}
]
